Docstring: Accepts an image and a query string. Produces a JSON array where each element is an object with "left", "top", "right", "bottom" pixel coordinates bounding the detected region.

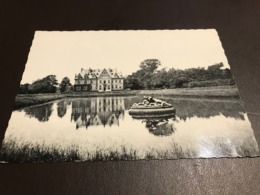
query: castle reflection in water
[
  {"left": 70, "top": 97, "right": 175, "bottom": 136},
  {"left": 23, "top": 96, "right": 245, "bottom": 136},
  {"left": 23, "top": 96, "right": 176, "bottom": 136},
  {"left": 71, "top": 97, "right": 125, "bottom": 129}
]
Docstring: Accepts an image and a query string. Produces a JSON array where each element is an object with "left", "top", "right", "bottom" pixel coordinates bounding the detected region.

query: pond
[{"left": 1, "top": 96, "right": 259, "bottom": 162}]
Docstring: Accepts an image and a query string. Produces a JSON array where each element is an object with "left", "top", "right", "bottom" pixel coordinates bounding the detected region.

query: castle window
[{"left": 99, "top": 85, "right": 101, "bottom": 90}]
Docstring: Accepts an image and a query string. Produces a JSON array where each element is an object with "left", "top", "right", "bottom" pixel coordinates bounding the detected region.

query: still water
[{"left": 2, "top": 96, "right": 259, "bottom": 162}]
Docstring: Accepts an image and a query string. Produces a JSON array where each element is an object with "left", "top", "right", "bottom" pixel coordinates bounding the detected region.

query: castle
[
  {"left": 74, "top": 68, "right": 124, "bottom": 92},
  {"left": 71, "top": 97, "right": 125, "bottom": 128}
]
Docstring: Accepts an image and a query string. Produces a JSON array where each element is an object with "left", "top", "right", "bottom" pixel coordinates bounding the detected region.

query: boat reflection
[
  {"left": 129, "top": 111, "right": 176, "bottom": 136},
  {"left": 143, "top": 117, "right": 176, "bottom": 136}
]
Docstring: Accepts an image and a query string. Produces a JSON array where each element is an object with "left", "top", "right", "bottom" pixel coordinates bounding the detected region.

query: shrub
[{"left": 188, "top": 79, "right": 235, "bottom": 88}]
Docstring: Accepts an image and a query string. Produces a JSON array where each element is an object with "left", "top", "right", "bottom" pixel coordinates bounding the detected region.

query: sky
[{"left": 21, "top": 29, "right": 230, "bottom": 84}]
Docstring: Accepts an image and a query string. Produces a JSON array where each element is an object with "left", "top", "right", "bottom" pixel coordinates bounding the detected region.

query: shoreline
[{"left": 14, "top": 86, "right": 240, "bottom": 110}]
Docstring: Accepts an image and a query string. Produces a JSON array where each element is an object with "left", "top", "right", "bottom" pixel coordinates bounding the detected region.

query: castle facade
[{"left": 74, "top": 68, "right": 124, "bottom": 92}]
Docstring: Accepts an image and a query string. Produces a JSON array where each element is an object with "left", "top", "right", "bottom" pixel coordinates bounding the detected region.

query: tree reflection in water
[
  {"left": 24, "top": 103, "right": 53, "bottom": 122},
  {"left": 57, "top": 100, "right": 69, "bottom": 118},
  {"left": 23, "top": 96, "right": 246, "bottom": 129}
]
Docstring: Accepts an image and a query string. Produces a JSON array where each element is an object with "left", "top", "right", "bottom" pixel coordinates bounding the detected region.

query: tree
[
  {"left": 125, "top": 59, "right": 234, "bottom": 90},
  {"left": 175, "top": 77, "right": 189, "bottom": 88},
  {"left": 59, "top": 77, "right": 72, "bottom": 92},
  {"left": 139, "top": 59, "right": 161, "bottom": 73},
  {"left": 139, "top": 59, "right": 161, "bottom": 89},
  {"left": 124, "top": 75, "right": 143, "bottom": 90},
  {"left": 222, "top": 68, "right": 233, "bottom": 79},
  {"left": 28, "top": 75, "right": 58, "bottom": 93},
  {"left": 151, "top": 69, "right": 169, "bottom": 89},
  {"left": 206, "top": 63, "right": 224, "bottom": 80},
  {"left": 18, "top": 83, "right": 30, "bottom": 94}
]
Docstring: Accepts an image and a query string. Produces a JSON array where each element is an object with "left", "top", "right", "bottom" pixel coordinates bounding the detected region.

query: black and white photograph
[{"left": 0, "top": 29, "right": 259, "bottom": 163}]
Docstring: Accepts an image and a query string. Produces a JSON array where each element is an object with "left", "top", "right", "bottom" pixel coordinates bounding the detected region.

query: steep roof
[{"left": 75, "top": 68, "right": 123, "bottom": 79}]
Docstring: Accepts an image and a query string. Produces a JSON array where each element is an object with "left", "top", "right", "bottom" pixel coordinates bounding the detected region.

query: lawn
[
  {"left": 136, "top": 85, "right": 239, "bottom": 98},
  {"left": 14, "top": 85, "right": 239, "bottom": 110},
  {"left": 14, "top": 93, "right": 66, "bottom": 110}
]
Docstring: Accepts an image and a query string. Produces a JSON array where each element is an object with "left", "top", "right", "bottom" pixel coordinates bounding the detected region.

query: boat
[{"left": 128, "top": 96, "right": 176, "bottom": 119}]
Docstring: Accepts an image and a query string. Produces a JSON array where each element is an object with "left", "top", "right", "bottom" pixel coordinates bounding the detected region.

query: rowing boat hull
[{"left": 128, "top": 106, "right": 176, "bottom": 119}]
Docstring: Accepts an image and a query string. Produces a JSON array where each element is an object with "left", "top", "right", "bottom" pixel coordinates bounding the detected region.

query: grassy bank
[
  {"left": 14, "top": 86, "right": 239, "bottom": 110},
  {"left": 0, "top": 140, "right": 80, "bottom": 163},
  {"left": 0, "top": 140, "right": 193, "bottom": 163},
  {"left": 1, "top": 136, "right": 258, "bottom": 163},
  {"left": 14, "top": 94, "right": 66, "bottom": 110},
  {"left": 136, "top": 85, "right": 239, "bottom": 99},
  {"left": 68, "top": 85, "right": 239, "bottom": 99},
  {"left": 67, "top": 90, "right": 137, "bottom": 97}
]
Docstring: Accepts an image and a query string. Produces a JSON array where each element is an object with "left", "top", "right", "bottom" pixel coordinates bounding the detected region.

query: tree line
[
  {"left": 124, "top": 59, "right": 235, "bottom": 90},
  {"left": 19, "top": 75, "right": 72, "bottom": 94},
  {"left": 18, "top": 59, "right": 235, "bottom": 94}
]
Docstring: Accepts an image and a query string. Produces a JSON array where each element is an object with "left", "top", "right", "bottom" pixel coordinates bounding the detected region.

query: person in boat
[
  {"left": 142, "top": 96, "right": 156, "bottom": 104},
  {"left": 144, "top": 96, "right": 166, "bottom": 106},
  {"left": 147, "top": 96, "right": 156, "bottom": 103},
  {"left": 137, "top": 96, "right": 150, "bottom": 106},
  {"left": 136, "top": 96, "right": 169, "bottom": 107}
]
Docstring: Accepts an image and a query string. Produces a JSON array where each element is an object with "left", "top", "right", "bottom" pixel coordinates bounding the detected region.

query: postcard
[{"left": 1, "top": 30, "right": 259, "bottom": 163}]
